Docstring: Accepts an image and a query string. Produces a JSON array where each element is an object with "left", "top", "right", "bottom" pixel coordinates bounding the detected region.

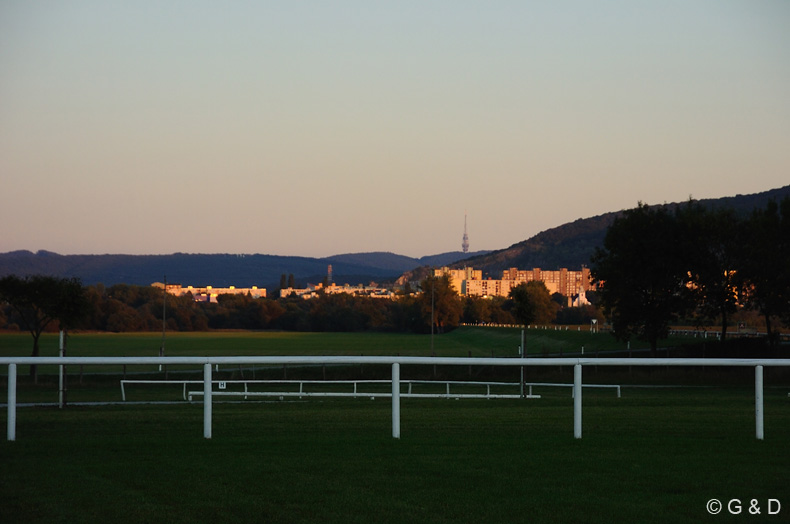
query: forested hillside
[
  {"left": 326, "top": 250, "right": 491, "bottom": 272},
  {"left": 0, "top": 252, "right": 399, "bottom": 289},
  {"left": 0, "top": 250, "right": 489, "bottom": 289},
  {"left": 458, "top": 185, "right": 790, "bottom": 277}
]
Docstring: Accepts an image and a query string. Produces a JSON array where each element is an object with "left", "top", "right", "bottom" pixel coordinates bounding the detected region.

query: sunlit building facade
[{"left": 434, "top": 266, "right": 596, "bottom": 299}]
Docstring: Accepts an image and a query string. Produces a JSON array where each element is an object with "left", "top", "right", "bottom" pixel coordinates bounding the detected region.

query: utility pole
[
  {"left": 59, "top": 330, "right": 67, "bottom": 408},
  {"left": 520, "top": 328, "right": 526, "bottom": 398},
  {"left": 159, "top": 275, "right": 166, "bottom": 371},
  {"left": 431, "top": 275, "right": 435, "bottom": 354}
]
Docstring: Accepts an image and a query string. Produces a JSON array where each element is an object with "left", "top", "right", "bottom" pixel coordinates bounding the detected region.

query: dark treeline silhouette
[
  {"left": 592, "top": 197, "right": 790, "bottom": 353},
  {"left": 1, "top": 276, "right": 595, "bottom": 335}
]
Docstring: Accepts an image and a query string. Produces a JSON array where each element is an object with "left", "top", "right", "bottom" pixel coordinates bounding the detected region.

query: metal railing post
[
  {"left": 755, "top": 365, "right": 764, "bottom": 440},
  {"left": 392, "top": 363, "right": 400, "bottom": 439},
  {"left": 59, "top": 330, "right": 65, "bottom": 409},
  {"left": 573, "top": 363, "right": 582, "bottom": 439},
  {"left": 7, "top": 363, "right": 16, "bottom": 441},
  {"left": 204, "top": 363, "right": 212, "bottom": 439}
]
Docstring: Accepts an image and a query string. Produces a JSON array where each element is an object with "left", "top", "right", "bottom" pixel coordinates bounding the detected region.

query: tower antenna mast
[{"left": 462, "top": 213, "right": 470, "bottom": 254}]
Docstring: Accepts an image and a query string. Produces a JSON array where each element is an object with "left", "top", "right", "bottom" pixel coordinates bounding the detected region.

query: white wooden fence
[
  {"left": 120, "top": 378, "right": 621, "bottom": 401},
  {"left": 3, "top": 356, "right": 789, "bottom": 441},
  {"left": 117, "top": 379, "right": 620, "bottom": 402},
  {"left": 120, "top": 378, "right": 535, "bottom": 402}
]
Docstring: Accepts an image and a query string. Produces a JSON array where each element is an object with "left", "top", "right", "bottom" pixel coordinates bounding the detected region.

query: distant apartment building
[
  {"left": 280, "top": 282, "right": 396, "bottom": 300},
  {"left": 435, "top": 267, "right": 482, "bottom": 295},
  {"left": 154, "top": 283, "right": 266, "bottom": 303},
  {"left": 434, "top": 266, "right": 595, "bottom": 300},
  {"left": 500, "top": 267, "right": 595, "bottom": 296}
]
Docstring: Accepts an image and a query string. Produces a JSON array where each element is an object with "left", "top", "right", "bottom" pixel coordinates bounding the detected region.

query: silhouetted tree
[
  {"left": 463, "top": 297, "right": 492, "bottom": 324},
  {"left": 416, "top": 274, "right": 463, "bottom": 333},
  {"left": 0, "top": 275, "right": 90, "bottom": 381},
  {"left": 738, "top": 197, "right": 790, "bottom": 348},
  {"left": 249, "top": 299, "right": 285, "bottom": 329},
  {"left": 678, "top": 201, "right": 741, "bottom": 342},
  {"left": 591, "top": 203, "right": 694, "bottom": 356},
  {"left": 488, "top": 297, "right": 516, "bottom": 324},
  {"left": 508, "top": 281, "right": 557, "bottom": 325},
  {"left": 275, "top": 301, "right": 311, "bottom": 331}
]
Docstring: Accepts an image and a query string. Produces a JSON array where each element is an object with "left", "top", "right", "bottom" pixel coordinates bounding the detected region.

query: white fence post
[
  {"left": 59, "top": 330, "right": 65, "bottom": 409},
  {"left": 7, "top": 363, "right": 16, "bottom": 441},
  {"left": 573, "top": 363, "right": 582, "bottom": 439},
  {"left": 392, "top": 363, "right": 400, "bottom": 439},
  {"left": 755, "top": 365, "right": 764, "bottom": 440},
  {"left": 204, "top": 363, "right": 212, "bottom": 439},
  {"left": 2, "top": 356, "right": 790, "bottom": 442}
]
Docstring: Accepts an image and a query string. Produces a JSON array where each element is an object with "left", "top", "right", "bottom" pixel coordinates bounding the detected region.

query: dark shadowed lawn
[{"left": 1, "top": 388, "right": 788, "bottom": 524}]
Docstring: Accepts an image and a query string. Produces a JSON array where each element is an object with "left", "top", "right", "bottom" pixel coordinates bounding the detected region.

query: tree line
[
  {"left": 591, "top": 197, "right": 790, "bottom": 354},
  {"left": 0, "top": 274, "right": 583, "bottom": 337}
]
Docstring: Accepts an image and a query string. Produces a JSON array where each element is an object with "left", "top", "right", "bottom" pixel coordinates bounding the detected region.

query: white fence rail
[
  {"left": 120, "top": 379, "right": 530, "bottom": 402},
  {"left": 3, "top": 356, "right": 790, "bottom": 441},
  {"left": 119, "top": 378, "right": 620, "bottom": 402},
  {"left": 121, "top": 379, "right": 620, "bottom": 401}
]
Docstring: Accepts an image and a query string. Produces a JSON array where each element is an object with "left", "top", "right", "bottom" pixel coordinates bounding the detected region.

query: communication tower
[{"left": 462, "top": 213, "right": 470, "bottom": 254}]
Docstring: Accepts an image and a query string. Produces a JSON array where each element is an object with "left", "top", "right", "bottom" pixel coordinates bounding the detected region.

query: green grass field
[
  {"left": 0, "top": 326, "right": 692, "bottom": 380},
  {"left": 1, "top": 389, "right": 788, "bottom": 524},
  {"left": 0, "top": 325, "right": 706, "bottom": 358},
  {"left": 1, "top": 328, "right": 789, "bottom": 523}
]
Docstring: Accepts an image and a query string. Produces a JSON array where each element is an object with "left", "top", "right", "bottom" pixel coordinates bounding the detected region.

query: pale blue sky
[{"left": 1, "top": 1, "right": 788, "bottom": 258}]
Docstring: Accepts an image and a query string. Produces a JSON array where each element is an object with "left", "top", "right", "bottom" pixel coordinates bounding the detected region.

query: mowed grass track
[
  {"left": 1, "top": 388, "right": 789, "bottom": 524},
  {"left": 1, "top": 329, "right": 789, "bottom": 523},
  {"left": 0, "top": 326, "right": 699, "bottom": 367},
  {"left": 0, "top": 326, "right": 698, "bottom": 358}
]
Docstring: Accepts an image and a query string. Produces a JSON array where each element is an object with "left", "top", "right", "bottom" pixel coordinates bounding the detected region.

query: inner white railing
[{"left": 3, "top": 356, "right": 788, "bottom": 441}]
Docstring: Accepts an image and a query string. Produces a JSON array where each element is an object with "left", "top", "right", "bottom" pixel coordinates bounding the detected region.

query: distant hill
[
  {"left": 418, "top": 251, "right": 493, "bottom": 268},
  {"left": 325, "top": 250, "right": 492, "bottom": 273},
  {"left": 0, "top": 250, "right": 490, "bottom": 289},
  {"left": 0, "top": 252, "right": 391, "bottom": 289},
  {"left": 324, "top": 252, "right": 422, "bottom": 273},
  {"left": 454, "top": 185, "right": 790, "bottom": 278}
]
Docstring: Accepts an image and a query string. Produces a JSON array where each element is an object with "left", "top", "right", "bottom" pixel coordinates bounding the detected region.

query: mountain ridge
[
  {"left": 2, "top": 185, "right": 787, "bottom": 288},
  {"left": 0, "top": 250, "right": 490, "bottom": 289},
  {"left": 455, "top": 185, "right": 790, "bottom": 276},
  {"left": 325, "top": 250, "right": 492, "bottom": 273}
]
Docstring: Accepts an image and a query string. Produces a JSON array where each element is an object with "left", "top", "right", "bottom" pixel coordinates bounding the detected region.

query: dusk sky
[{"left": 2, "top": 1, "right": 788, "bottom": 258}]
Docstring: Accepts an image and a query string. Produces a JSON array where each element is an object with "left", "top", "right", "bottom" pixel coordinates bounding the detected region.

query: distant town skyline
[{"left": 2, "top": 2, "right": 788, "bottom": 258}]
